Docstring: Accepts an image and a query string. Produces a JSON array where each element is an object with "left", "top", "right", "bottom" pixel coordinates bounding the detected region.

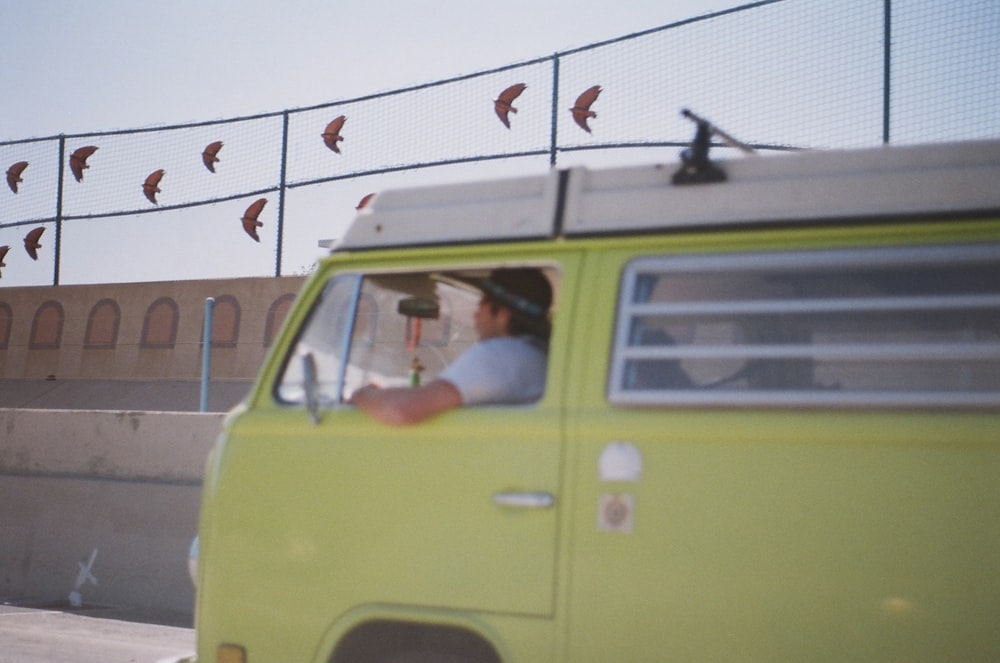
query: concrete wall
[
  {"left": 0, "top": 408, "right": 223, "bottom": 621},
  {"left": 0, "top": 276, "right": 306, "bottom": 381},
  {"left": 0, "top": 276, "right": 308, "bottom": 621}
]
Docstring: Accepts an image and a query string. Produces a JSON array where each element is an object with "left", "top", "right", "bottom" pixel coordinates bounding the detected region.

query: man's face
[{"left": 474, "top": 297, "right": 511, "bottom": 340}]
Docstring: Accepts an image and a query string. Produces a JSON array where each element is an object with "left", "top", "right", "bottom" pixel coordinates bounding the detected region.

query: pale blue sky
[{"left": 0, "top": 1, "right": 742, "bottom": 141}]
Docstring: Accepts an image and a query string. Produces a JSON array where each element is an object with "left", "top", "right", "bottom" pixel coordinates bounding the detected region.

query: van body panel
[
  {"left": 561, "top": 234, "right": 1000, "bottom": 661},
  {"left": 565, "top": 406, "right": 1000, "bottom": 661},
  {"left": 196, "top": 250, "right": 585, "bottom": 661}
]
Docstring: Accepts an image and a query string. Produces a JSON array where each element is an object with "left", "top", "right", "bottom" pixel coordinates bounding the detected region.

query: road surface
[{"left": 0, "top": 605, "right": 194, "bottom": 663}]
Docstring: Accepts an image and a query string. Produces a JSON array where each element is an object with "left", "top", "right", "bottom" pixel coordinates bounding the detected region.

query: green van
[{"left": 189, "top": 138, "right": 1000, "bottom": 662}]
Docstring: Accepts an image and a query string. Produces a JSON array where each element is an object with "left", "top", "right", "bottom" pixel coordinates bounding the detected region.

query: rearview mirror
[{"left": 397, "top": 297, "right": 440, "bottom": 319}]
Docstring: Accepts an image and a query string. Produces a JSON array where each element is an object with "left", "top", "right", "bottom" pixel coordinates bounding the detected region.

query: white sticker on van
[{"left": 599, "top": 442, "right": 643, "bottom": 482}]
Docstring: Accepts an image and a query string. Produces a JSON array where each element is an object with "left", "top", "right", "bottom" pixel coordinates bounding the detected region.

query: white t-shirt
[{"left": 438, "top": 336, "right": 548, "bottom": 405}]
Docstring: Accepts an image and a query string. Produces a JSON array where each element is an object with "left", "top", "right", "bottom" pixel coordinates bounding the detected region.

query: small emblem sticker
[{"left": 598, "top": 493, "right": 635, "bottom": 533}]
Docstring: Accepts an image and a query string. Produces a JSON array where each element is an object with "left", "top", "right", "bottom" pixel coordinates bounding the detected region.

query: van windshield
[{"left": 275, "top": 270, "right": 485, "bottom": 407}]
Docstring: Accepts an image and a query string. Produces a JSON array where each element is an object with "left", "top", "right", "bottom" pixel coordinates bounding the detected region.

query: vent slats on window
[{"left": 610, "top": 245, "right": 1000, "bottom": 408}]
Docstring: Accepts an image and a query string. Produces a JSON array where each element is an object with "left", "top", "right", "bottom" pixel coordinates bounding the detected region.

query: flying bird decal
[
  {"left": 69, "top": 146, "right": 99, "bottom": 182},
  {"left": 6, "top": 161, "right": 28, "bottom": 193},
  {"left": 241, "top": 198, "right": 267, "bottom": 242},
  {"left": 0, "top": 245, "right": 9, "bottom": 277},
  {"left": 24, "top": 226, "right": 45, "bottom": 260},
  {"left": 494, "top": 83, "right": 527, "bottom": 129},
  {"left": 322, "top": 116, "right": 346, "bottom": 153},
  {"left": 143, "top": 169, "right": 165, "bottom": 205},
  {"left": 570, "top": 85, "right": 602, "bottom": 133},
  {"left": 202, "top": 141, "right": 223, "bottom": 172}
]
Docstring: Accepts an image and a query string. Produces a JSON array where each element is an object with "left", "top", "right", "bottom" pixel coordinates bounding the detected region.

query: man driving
[{"left": 350, "top": 267, "right": 553, "bottom": 425}]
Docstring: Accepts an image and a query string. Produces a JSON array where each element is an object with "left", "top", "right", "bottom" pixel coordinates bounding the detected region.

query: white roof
[{"left": 332, "top": 139, "right": 1000, "bottom": 251}]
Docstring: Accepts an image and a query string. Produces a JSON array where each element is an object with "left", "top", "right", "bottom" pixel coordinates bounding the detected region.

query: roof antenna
[{"left": 672, "top": 109, "right": 754, "bottom": 186}]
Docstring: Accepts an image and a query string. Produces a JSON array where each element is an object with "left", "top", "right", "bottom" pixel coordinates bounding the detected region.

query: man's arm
[{"left": 350, "top": 379, "right": 463, "bottom": 426}]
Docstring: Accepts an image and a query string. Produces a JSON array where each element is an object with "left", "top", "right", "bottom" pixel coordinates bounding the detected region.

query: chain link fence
[{"left": 1, "top": 0, "right": 997, "bottom": 286}]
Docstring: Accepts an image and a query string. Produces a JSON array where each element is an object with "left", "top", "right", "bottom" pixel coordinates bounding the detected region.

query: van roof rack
[
  {"left": 671, "top": 108, "right": 755, "bottom": 186},
  {"left": 329, "top": 138, "right": 1000, "bottom": 252}
]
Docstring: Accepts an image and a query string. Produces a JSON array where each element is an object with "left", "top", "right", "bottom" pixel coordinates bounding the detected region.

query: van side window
[{"left": 609, "top": 244, "right": 1000, "bottom": 408}]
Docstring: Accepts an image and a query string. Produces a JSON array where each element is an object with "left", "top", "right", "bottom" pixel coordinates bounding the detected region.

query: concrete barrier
[{"left": 0, "top": 409, "right": 223, "bottom": 621}]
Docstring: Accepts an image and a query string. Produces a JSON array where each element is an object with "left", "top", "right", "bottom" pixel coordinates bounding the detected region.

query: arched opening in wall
[
  {"left": 29, "top": 300, "right": 64, "bottom": 349},
  {"left": 84, "top": 299, "right": 121, "bottom": 349},
  {"left": 264, "top": 293, "right": 296, "bottom": 347},
  {"left": 0, "top": 302, "right": 11, "bottom": 350},
  {"left": 141, "top": 297, "right": 179, "bottom": 349},
  {"left": 210, "top": 295, "right": 240, "bottom": 348}
]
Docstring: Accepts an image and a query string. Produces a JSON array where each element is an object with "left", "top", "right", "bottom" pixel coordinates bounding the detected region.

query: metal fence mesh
[
  {"left": 1, "top": 0, "right": 997, "bottom": 286},
  {"left": 890, "top": 1, "right": 1000, "bottom": 144}
]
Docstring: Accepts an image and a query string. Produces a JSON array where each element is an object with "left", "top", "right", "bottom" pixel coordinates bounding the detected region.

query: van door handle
[{"left": 492, "top": 491, "right": 555, "bottom": 509}]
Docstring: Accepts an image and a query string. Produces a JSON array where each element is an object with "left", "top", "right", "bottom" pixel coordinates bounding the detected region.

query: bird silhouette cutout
[
  {"left": 24, "top": 227, "right": 44, "bottom": 260},
  {"left": 69, "top": 146, "right": 99, "bottom": 182},
  {"left": 143, "top": 169, "right": 165, "bottom": 205},
  {"left": 494, "top": 83, "right": 527, "bottom": 129},
  {"left": 6, "top": 161, "right": 28, "bottom": 193},
  {"left": 322, "top": 116, "right": 346, "bottom": 153},
  {"left": 202, "top": 141, "right": 223, "bottom": 172},
  {"left": 356, "top": 192, "right": 376, "bottom": 210},
  {"left": 241, "top": 198, "right": 267, "bottom": 242},
  {"left": 0, "top": 245, "right": 9, "bottom": 277},
  {"left": 570, "top": 85, "right": 602, "bottom": 133}
]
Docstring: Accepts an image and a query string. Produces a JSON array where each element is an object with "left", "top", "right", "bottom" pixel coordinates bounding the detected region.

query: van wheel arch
[{"left": 329, "top": 619, "right": 502, "bottom": 663}]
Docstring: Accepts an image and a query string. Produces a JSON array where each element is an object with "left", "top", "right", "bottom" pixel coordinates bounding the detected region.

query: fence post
[
  {"left": 275, "top": 111, "right": 290, "bottom": 277},
  {"left": 200, "top": 297, "right": 215, "bottom": 412},
  {"left": 883, "top": 0, "right": 891, "bottom": 144},
  {"left": 53, "top": 135, "right": 66, "bottom": 286},
  {"left": 549, "top": 54, "right": 560, "bottom": 167}
]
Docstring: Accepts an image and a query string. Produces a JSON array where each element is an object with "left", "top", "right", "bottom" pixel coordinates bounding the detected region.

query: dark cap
[{"left": 478, "top": 268, "right": 553, "bottom": 320}]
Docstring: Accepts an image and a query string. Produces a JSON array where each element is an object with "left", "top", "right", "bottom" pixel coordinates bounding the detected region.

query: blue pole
[{"left": 200, "top": 297, "right": 215, "bottom": 412}]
